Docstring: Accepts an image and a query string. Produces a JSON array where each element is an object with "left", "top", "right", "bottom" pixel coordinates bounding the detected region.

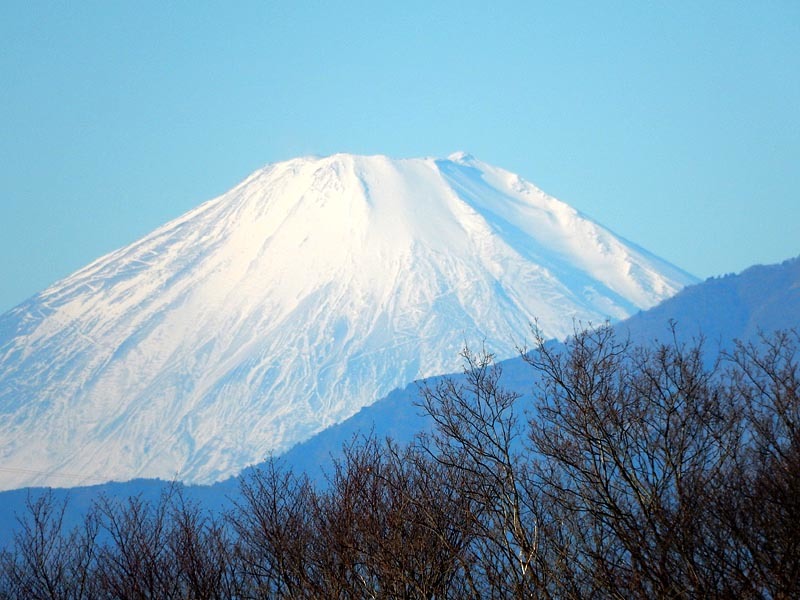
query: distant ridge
[
  {"left": 0, "top": 153, "right": 695, "bottom": 490},
  {"left": 618, "top": 256, "right": 800, "bottom": 346}
]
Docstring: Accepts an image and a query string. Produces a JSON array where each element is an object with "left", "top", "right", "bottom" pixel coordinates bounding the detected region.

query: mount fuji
[{"left": 0, "top": 152, "right": 695, "bottom": 490}]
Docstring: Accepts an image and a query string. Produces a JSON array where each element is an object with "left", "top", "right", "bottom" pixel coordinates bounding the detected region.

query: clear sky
[{"left": 1, "top": 1, "right": 798, "bottom": 313}]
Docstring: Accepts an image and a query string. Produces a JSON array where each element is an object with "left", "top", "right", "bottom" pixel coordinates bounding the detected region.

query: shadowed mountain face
[
  {"left": 0, "top": 153, "right": 694, "bottom": 491},
  {"left": 616, "top": 256, "right": 800, "bottom": 347}
]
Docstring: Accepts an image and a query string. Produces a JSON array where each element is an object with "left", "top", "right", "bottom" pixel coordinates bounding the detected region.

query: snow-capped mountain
[{"left": 0, "top": 152, "right": 695, "bottom": 490}]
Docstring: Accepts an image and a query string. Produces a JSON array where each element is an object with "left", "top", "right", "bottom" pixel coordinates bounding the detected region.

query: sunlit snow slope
[{"left": 0, "top": 153, "right": 696, "bottom": 490}]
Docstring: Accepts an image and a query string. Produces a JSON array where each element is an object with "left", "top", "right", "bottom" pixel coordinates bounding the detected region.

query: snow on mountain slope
[
  {"left": 3, "top": 255, "right": 794, "bottom": 545},
  {"left": 0, "top": 153, "right": 696, "bottom": 490}
]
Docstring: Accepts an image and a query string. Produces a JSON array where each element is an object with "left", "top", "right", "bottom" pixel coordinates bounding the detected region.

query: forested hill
[{"left": 617, "top": 255, "right": 800, "bottom": 347}]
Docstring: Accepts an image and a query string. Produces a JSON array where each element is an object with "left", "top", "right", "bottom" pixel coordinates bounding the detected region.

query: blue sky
[{"left": 1, "top": 1, "right": 798, "bottom": 313}]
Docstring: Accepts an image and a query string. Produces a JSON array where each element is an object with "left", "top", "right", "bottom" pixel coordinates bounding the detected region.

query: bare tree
[
  {"left": 164, "top": 491, "right": 233, "bottom": 600},
  {"left": 312, "top": 434, "right": 472, "bottom": 599},
  {"left": 91, "top": 488, "right": 183, "bottom": 599},
  {"left": 522, "top": 324, "right": 800, "bottom": 599},
  {"left": 713, "top": 330, "right": 800, "bottom": 599},
  {"left": 228, "top": 458, "right": 315, "bottom": 599},
  {"left": 0, "top": 491, "right": 98, "bottom": 600},
  {"left": 418, "top": 347, "right": 546, "bottom": 598}
]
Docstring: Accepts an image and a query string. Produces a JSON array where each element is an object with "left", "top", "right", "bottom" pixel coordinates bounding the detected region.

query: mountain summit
[{"left": 0, "top": 153, "right": 695, "bottom": 490}]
